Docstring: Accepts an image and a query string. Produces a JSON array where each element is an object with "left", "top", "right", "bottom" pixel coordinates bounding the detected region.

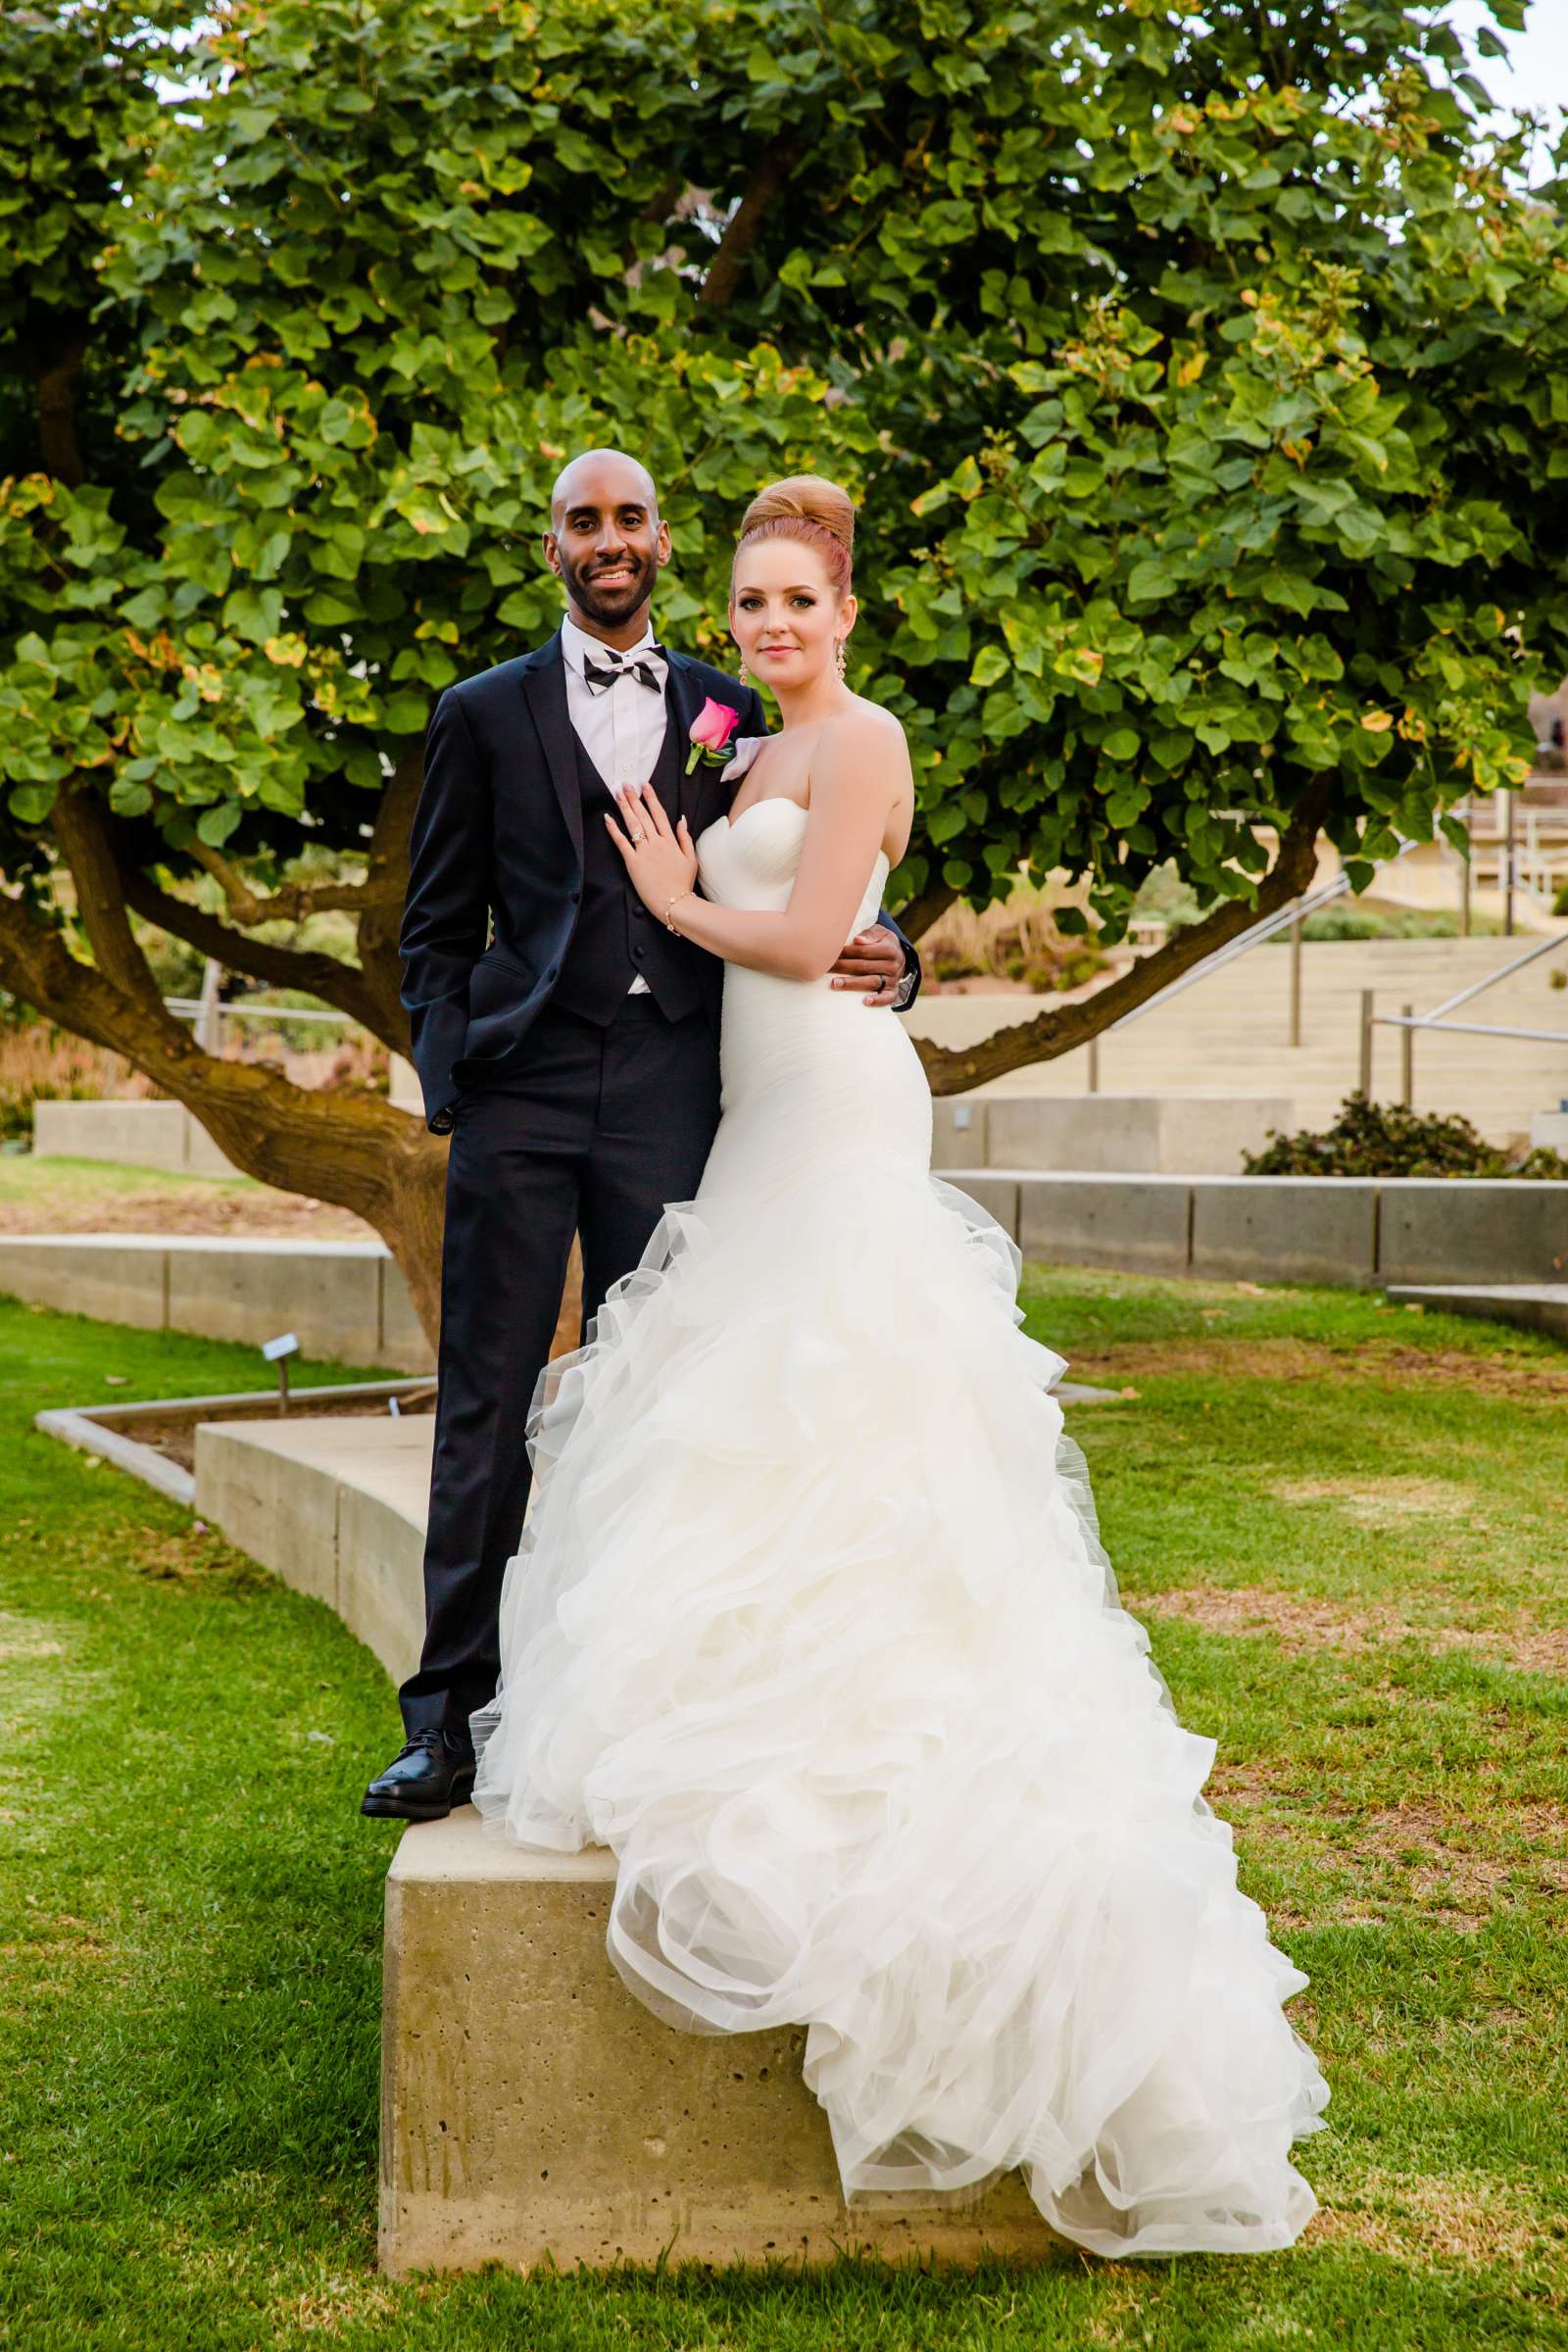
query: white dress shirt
[{"left": 560, "top": 613, "right": 670, "bottom": 994}]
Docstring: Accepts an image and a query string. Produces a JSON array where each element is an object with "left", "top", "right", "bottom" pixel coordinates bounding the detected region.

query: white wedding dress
[{"left": 468, "top": 788, "right": 1328, "bottom": 2257}]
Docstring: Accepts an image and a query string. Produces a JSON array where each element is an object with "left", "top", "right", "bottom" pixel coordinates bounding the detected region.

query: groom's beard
[{"left": 561, "top": 548, "right": 659, "bottom": 629}]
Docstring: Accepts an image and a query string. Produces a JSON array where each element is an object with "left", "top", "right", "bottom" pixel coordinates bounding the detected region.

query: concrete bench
[{"left": 194, "top": 1414, "right": 431, "bottom": 1684}]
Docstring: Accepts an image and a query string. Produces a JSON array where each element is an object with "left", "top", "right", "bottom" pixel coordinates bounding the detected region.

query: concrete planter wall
[
  {"left": 0, "top": 1234, "right": 432, "bottom": 1373},
  {"left": 32, "top": 1098, "right": 243, "bottom": 1177},
  {"left": 942, "top": 1169, "right": 1568, "bottom": 1291}
]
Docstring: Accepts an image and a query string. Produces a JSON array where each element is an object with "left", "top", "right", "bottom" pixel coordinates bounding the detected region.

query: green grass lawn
[
  {"left": 0, "top": 1151, "right": 263, "bottom": 1205},
  {"left": 1, "top": 1276, "right": 1564, "bottom": 2350}
]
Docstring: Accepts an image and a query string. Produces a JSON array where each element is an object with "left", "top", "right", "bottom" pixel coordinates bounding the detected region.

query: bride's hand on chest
[{"left": 607, "top": 780, "right": 700, "bottom": 920}]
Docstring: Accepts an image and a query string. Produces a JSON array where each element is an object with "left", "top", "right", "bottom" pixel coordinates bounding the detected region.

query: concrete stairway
[{"left": 904, "top": 936, "right": 1568, "bottom": 1147}]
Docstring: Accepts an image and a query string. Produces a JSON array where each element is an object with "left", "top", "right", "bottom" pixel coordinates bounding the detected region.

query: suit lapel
[
  {"left": 662, "top": 652, "right": 735, "bottom": 831},
  {"left": 661, "top": 651, "right": 701, "bottom": 829},
  {"left": 517, "top": 632, "right": 583, "bottom": 866}
]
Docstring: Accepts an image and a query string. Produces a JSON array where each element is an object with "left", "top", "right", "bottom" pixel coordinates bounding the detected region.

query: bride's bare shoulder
[{"left": 816, "top": 699, "right": 910, "bottom": 768}]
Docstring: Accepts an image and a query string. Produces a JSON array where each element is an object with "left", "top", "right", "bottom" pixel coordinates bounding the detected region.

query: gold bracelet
[{"left": 663, "top": 891, "right": 693, "bottom": 935}]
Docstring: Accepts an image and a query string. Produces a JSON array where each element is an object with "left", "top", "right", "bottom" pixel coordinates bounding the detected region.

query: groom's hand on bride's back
[{"left": 829, "top": 924, "right": 910, "bottom": 1008}]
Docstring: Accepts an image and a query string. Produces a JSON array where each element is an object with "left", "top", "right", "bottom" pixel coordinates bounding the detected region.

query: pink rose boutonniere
[{"left": 685, "top": 698, "right": 742, "bottom": 774}]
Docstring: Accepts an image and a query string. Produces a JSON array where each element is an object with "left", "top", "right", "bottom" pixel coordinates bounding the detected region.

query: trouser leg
[
  {"left": 398, "top": 1022, "right": 593, "bottom": 1740},
  {"left": 577, "top": 1002, "right": 722, "bottom": 1325}
]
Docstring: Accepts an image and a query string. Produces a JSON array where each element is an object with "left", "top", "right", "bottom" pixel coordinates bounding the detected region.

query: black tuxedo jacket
[{"left": 399, "top": 630, "right": 922, "bottom": 1132}]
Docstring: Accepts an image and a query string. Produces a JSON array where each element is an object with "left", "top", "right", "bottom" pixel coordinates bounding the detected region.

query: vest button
[
  {"left": 632, "top": 945, "right": 645, "bottom": 961},
  {"left": 631, "top": 903, "right": 646, "bottom": 920}
]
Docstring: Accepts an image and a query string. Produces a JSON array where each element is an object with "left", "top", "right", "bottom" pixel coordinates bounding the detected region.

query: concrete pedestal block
[
  {"left": 1191, "top": 1178, "right": 1379, "bottom": 1287},
  {"left": 1015, "top": 1175, "right": 1193, "bottom": 1274},
  {"left": 986, "top": 1094, "right": 1294, "bottom": 1177},
  {"left": 379, "top": 1810, "right": 1058, "bottom": 2276}
]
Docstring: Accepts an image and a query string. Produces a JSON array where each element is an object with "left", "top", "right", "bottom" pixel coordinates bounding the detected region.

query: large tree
[{"left": 4, "top": 0, "right": 1564, "bottom": 1337}]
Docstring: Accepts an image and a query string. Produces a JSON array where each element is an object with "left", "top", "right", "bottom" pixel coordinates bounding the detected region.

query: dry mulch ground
[
  {"left": 1069, "top": 1333, "right": 1568, "bottom": 1399},
  {"left": 106, "top": 1389, "right": 438, "bottom": 1476},
  {"left": 1134, "top": 1578, "right": 1568, "bottom": 1677},
  {"left": 0, "top": 1183, "right": 376, "bottom": 1242}
]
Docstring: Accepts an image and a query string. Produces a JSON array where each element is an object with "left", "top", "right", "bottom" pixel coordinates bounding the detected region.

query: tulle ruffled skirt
[{"left": 469, "top": 975, "right": 1326, "bottom": 2257}]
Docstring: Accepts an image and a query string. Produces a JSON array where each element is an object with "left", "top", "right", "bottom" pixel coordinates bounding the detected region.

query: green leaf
[
  {"left": 9, "top": 783, "right": 58, "bottom": 824},
  {"left": 196, "top": 802, "right": 242, "bottom": 846}
]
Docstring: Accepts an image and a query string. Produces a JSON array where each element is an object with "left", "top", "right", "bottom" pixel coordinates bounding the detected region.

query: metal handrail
[
  {"left": 1361, "top": 930, "right": 1568, "bottom": 1106},
  {"left": 164, "top": 998, "right": 352, "bottom": 1025},
  {"left": 1107, "top": 840, "right": 1418, "bottom": 1035},
  {"left": 1422, "top": 928, "right": 1568, "bottom": 1023}
]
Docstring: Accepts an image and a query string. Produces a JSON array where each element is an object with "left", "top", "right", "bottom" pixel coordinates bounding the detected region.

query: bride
[{"left": 468, "top": 475, "right": 1328, "bottom": 2257}]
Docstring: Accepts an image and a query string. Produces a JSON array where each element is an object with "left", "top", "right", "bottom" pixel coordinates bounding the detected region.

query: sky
[{"left": 1438, "top": 0, "right": 1568, "bottom": 177}]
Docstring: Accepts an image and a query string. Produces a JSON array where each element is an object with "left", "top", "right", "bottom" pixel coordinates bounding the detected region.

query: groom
[{"left": 362, "top": 448, "right": 920, "bottom": 1820}]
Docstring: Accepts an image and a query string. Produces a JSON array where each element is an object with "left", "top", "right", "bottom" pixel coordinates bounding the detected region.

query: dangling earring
[
  {"left": 834, "top": 639, "right": 848, "bottom": 682},
  {"left": 738, "top": 658, "right": 752, "bottom": 688}
]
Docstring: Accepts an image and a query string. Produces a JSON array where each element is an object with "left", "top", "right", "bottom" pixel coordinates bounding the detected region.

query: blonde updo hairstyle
[{"left": 733, "top": 474, "right": 856, "bottom": 599}]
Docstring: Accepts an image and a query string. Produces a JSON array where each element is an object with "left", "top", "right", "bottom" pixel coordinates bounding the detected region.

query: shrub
[
  {"left": 0, "top": 1019, "right": 160, "bottom": 1145},
  {"left": 920, "top": 897, "right": 1105, "bottom": 992},
  {"left": 1244, "top": 1094, "right": 1568, "bottom": 1180},
  {"left": 1265, "top": 905, "right": 1498, "bottom": 943}
]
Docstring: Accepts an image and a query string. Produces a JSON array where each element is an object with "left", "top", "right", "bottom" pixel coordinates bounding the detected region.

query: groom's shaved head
[
  {"left": 544, "top": 447, "right": 670, "bottom": 645},
  {"left": 550, "top": 448, "right": 660, "bottom": 525}
]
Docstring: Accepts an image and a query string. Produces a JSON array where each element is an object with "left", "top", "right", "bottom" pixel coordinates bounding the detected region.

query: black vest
[{"left": 552, "top": 716, "right": 710, "bottom": 1026}]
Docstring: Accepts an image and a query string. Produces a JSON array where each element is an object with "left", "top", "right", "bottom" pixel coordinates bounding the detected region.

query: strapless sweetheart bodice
[{"left": 697, "top": 799, "right": 891, "bottom": 941}]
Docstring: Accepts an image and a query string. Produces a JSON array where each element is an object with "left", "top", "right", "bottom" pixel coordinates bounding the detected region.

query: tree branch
[
  {"left": 49, "top": 784, "right": 177, "bottom": 1022},
  {"left": 351, "top": 744, "right": 420, "bottom": 1040},
  {"left": 696, "top": 138, "right": 801, "bottom": 313},
  {"left": 117, "top": 860, "right": 409, "bottom": 1053},
  {"left": 0, "top": 881, "right": 432, "bottom": 1218},
  {"left": 187, "top": 840, "right": 403, "bottom": 925},
  {"left": 913, "top": 790, "right": 1330, "bottom": 1096},
  {"left": 898, "top": 880, "right": 959, "bottom": 941},
  {"left": 35, "top": 318, "right": 86, "bottom": 488}
]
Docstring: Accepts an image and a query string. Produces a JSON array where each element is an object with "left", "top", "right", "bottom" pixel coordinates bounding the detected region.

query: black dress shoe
[{"left": 361, "top": 1728, "right": 475, "bottom": 1821}]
